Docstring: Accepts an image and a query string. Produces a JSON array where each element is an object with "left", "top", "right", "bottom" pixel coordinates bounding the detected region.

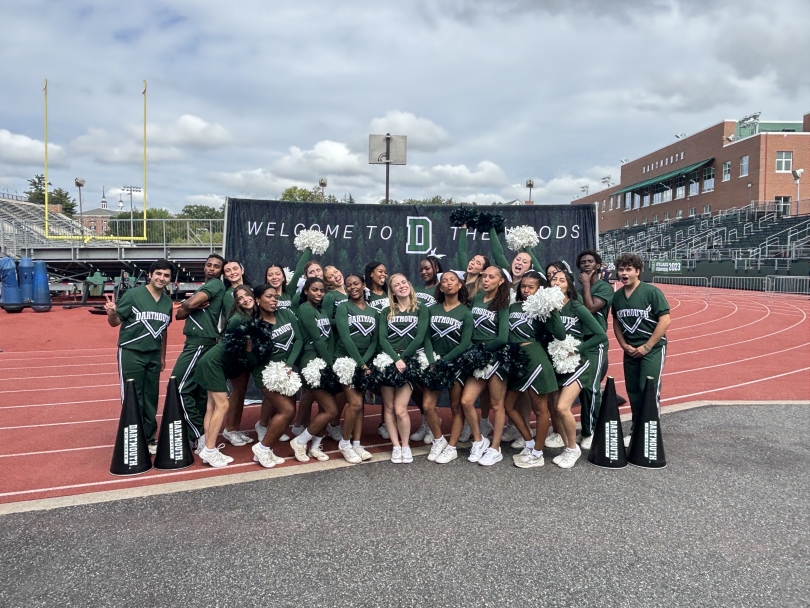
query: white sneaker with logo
[
  {"left": 545, "top": 432, "right": 565, "bottom": 449},
  {"left": 514, "top": 451, "right": 545, "bottom": 469},
  {"left": 435, "top": 445, "right": 458, "bottom": 464},
  {"left": 468, "top": 437, "right": 491, "bottom": 463},
  {"left": 326, "top": 423, "right": 343, "bottom": 442},
  {"left": 580, "top": 434, "right": 593, "bottom": 450},
  {"left": 223, "top": 429, "right": 248, "bottom": 447},
  {"left": 478, "top": 447, "right": 503, "bottom": 466},
  {"left": 252, "top": 444, "right": 276, "bottom": 468},
  {"left": 254, "top": 422, "right": 268, "bottom": 442},
  {"left": 200, "top": 447, "right": 230, "bottom": 468},
  {"left": 479, "top": 418, "right": 494, "bottom": 438},
  {"left": 378, "top": 424, "right": 390, "bottom": 440},
  {"left": 556, "top": 446, "right": 582, "bottom": 469},
  {"left": 401, "top": 446, "right": 413, "bottom": 463},
  {"left": 391, "top": 446, "right": 403, "bottom": 464},
  {"left": 410, "top": 419, "right": 429, "bottom": 442},
  {"left": 339, "top": 445, "right": 361, "bottom": 464},
  {"left": 354, "top": 445, "right": 372, "bottom": 461},
  {"left": 428, "top": 436, "right": 448, "bottom": 462}
]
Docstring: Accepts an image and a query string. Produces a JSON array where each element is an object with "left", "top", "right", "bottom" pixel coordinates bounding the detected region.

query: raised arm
[
  {"left": 544, "top": 309, "right": 568, "bottom": 341},
  {"left": 451, "top": 227, "right": 469, "bottom": 272},
  {"left": 285, "top": 247, "right": 312, "bottom": 299},
  {"left": 489, "top": 228, "right": 510, "bottom": 269},
  {"left": 524, "top": 246, "right": 543, "bottom": 276}
]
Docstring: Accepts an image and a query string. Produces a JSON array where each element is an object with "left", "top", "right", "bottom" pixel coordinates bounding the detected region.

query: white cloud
[
  {"left": 184, "top": 193, "right": 226, "bottom": 207},
  {"left": 142, "top": 115, "right": 233, "bottom": 150},
  {"left": 0, "top": 129, "right": 66, "bottom": 166},
  {"left": 368, "top": 111, "right": 452, "bottom": 152}
]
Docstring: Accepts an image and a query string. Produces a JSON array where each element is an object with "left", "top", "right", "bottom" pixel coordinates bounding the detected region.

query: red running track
[{"left": 0, "top": 287, "right": 808, "bottom": 505}]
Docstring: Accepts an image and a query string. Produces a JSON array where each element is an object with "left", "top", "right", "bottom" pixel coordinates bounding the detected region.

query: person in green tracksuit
[
  {"left": 611, "top": 253, "right": 671, "bottom": 447},
  {"left": 105, "top": 259, "right": 174, "bottom": 453},
  {"left": 171, "top": 254, "right": 226, "bottom": 447},
  {"left": 576, "top": 249, "right": 615, "bottom": 447},
  {"left": 423, "top": 272, "right": 476, "bottom": 465},
  {"left": 378, "top": 273, "right": 429, "bottom": 462},
  {"left": 290, "top": 277, "right": 340, "bottom": 463},
  {"left": 333, "top": 274, "right": 379, "bottom": 464},
  {"left": 547, "top": 269, "right": 608, "bottom": 469},
  {"left": 507, "top": 271, "right": 567, "bottom": 470}
]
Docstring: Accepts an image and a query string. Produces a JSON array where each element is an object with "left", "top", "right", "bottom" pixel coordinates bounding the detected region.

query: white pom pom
[
  {"left": 544, "top": 285, "right": 565, "bottom": 311},
  {"left": 473, "top": 364, "right": 495, "bottom": 379},
  {"left": 509, "top": 289, "right": 517, "bottom": 304},
  {"left": 294, "top": 229, "right": 330, "bottom": 255},
  {"left": 417, "top": 351, "right": 430, "bottom": 371},
  {"left": 333, "top": 357, "right": 357, "bottom": 386},
  {"left": 372, "top": 353, "right": 394, "bottom": 371},
  {"left": 283, "top": 267, "right": 294, "bottom": 284},
  {"left": 301, "top": 358, "right": 327, "bottom": 387},
  {"left": 261, "top": 362, "right": 302, "bottom": 397},
  {"left": 522, "top": 286, "right": 565, "bottom": 321},
  {"left": 505, "top": 225, "right": 540, "bottom": 251},
  {"left": 548, "top": 336, "right": 581, "bottom": 374}
]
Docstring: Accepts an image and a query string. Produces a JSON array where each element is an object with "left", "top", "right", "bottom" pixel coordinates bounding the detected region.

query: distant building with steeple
[{"left": 74, "top": 186, "right": 118, "bottom": 235}]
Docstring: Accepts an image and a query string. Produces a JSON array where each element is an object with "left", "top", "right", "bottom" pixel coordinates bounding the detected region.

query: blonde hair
[
  {"left": 323, "top": 265, "right": 342, "bottom": 292},
  {"left": 387, "top": 273, "right": 419, "bottom": 320},
  {"left": 466, "top": 274, "right": 484, "bottom": 298}
]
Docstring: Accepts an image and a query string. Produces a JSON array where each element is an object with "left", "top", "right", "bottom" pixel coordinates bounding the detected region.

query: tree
[
  {"left": 280, "top": 186, "right": 323, "bottom": 202},
  {"left": 380, "top": 196, "right": 459, "bottom": 206},
  {"left": 176, "top": 204, "right": 224, "bottom": 220},
  {"left": 341, "top": 193, "right": 356, "bottom": 204},
  {"left": 25, "top": 174, "right": 77, "bottom": 216}
]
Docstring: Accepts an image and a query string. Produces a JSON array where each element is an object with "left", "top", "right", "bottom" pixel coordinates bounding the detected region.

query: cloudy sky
[{"left": 1, "top": 0, "right": 808, "bottom": 212}]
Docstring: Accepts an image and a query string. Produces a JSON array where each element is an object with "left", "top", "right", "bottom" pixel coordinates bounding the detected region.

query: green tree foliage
[
  {"left": 379, "top": 195, "right": 460, "bottom": 206},
  {"left": 176, "top": 204, "right": 225, "bottom": 219},
  {"left": 280, "top": 186, "right": 323, "bottom": 202},
  {"left": 25, "top": 174, "right": 77, "bottom": 216}
]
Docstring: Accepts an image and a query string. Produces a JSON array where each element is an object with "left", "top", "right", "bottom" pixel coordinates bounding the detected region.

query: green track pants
[
  {"left": 622, "top": 343, "right": 666, "bottom": 424},
  {"left": 171, "top": 342, "right": 213, "bottom": 441},
  {"left": 118, "top": 347, "right": 162, "bottom": 443}
]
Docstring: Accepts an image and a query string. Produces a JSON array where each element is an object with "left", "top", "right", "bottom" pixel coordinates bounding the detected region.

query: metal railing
[
  {"left": 766, "top": 276, "right": 810, "bottom": 296},
  {"left": 652, "top": 276, "right": 710, "bottom": 299},
  {"left": 709, "top": 276, "right": 767, "bottom": 291}
]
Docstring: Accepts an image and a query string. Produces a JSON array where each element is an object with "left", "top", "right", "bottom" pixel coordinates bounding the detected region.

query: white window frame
[
  {"left": 689, "top": 207, "right": 696, "bottom": 217},
  {"left": 609, "top": 197, "right": 614, "bottom": 211},
  {"left": 703, "top": 204, "right": 711, "bottom": 215},
  {"left": 740, "top": 155, "right": 749, "bottom": 177},
  {"left": 722, "top": 161, "right": 731, "bottom": 182},
  {"left": 703, "top": 167, "right": 715, "bottom": 192},
  {"left": 664, "top": 212, "right": 670, "bottom": 220},
  {"left": 676, "top": 209, "right": 683, "bottom": 219},
  {"left": 776, "top": 151, "right": 793, "bottom": 173}
]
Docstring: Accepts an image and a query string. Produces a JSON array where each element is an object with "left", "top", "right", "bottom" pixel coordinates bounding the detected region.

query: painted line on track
[{"left": 660, "top": 367, "right": 810, "bottom": 402}]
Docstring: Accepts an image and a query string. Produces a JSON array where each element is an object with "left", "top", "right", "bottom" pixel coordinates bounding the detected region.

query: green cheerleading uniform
[
  {"left": 489, "top": 228, "right": 543, "bottom": 284},
  {"left": 378, "top": 304, "right": 429, "bottom": 363},
  {"left": 252, "top": 308, "right": 303, "bottom": 390},
  {"left": 322, "top": 290, "right": 349, "bottom": 326},
  {"left": 195, "top": 313, "right": 251, "bottom": 393},
  {"left": 275, "top": 247, "right": 312, "bottom": 311},
  {"left": 367, "top": 292, "right": 390, "bottom": 313},
  {"left": 334, "top": 301, "right": 379, "bottom": 367},
  {"left": 577, "top": 278, "right": 614, "bottom": 436},
  {"left": 115, "top": 285, "right": 172, "bottom": 444},
  {"left": 556, "top": 300, "right": 608, "bottom": 438},
  {"left": 579, "top": 279, "right": 614, "bottom": 332},
  {"left": 171, "top": 277, "right": 225, "bottom": 441},
  {"left": 425, "top": 302, "right": 474, "bottom": 387},
  {"left": 506, "top": 303, "right": 565, "bottom": 395},
  {"left": 612, "top": 281, "right": 670, "bottom": 421},
  {"left": 297, "top": 301, "right": 335, "bottom": 389},
  {"left": 415, "top": 285, "right": 438, "bottom": 308},
  {"left": 469, "top": 292, "right": 509, "bottom": 380}
]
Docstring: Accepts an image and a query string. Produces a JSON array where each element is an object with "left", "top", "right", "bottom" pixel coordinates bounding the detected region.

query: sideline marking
[{"left": 1, "top": 400, "right": 806, "bottom": 516}]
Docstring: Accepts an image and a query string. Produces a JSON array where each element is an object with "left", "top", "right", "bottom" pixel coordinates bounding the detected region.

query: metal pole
[
  {"left": 385, "top": 133, "right": 391, "bottom": 204},
  {"left": 594, "top": 202, "right": 600, "bottom": 251},
  {"left": 77, "top": 185, "right": 85, "bottom": 240},
  {"left": 129, "top": 190, "right": 134, "bottom": 246}
]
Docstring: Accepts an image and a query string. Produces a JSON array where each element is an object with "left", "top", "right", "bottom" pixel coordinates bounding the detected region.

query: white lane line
[
  {"left": 0, "top": 372, "right": 120, "bottom": 382},
  {"left": 0, "top": 418, "right": 119, "bottom": 431},
  {"left": 0, "top": 384, "right": 121, "bottom": 394},
  {"left": 0, "top": 362, "right": 119, "bottom": 372},
  {"left": 0, "top": 445, "right": 112, "bottom": 458},
  {"left": 667, "top": 300, "right": 738, "bottom": 332},
  {"left": 0, "top": 350, "right": 184, "bottom": 361},
  {"left": 660, "top": 367, "right": 810, "bottom": 402},
  {"left": 0, "top": 398, "right": 121, "bottom": 410}
]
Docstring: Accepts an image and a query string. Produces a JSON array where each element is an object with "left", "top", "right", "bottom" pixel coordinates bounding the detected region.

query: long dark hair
[
  {"left": 549, "top": 268, "right": 579, "bottom": 302},
  {"left": 364, "top": 261, "right": 386, "bottom": 290},
  {"left": 224, "top": 260, "right": 252, "bottom": 289},
  {"left": 228, "top": 284, "right": 257, "bottom": 320},
  {"left": 264, "top": 264, "right": 288, "bottom": 294},
  {"left": 486, "top": 267, "right": 512, "bottom": 312},
  {"left": 420, "top": 256, "right": 443, "bottom": 286},
  {"left": 344, "top": 273, "right": 367, "bottom": 302},
  {"left": 299, "top": 277, "right": 326, "bottom": 308},
  {"left": 304, "top": 260, "right": 322, "bottom": 276},
  {"left": 515, "top": 271, "right": 546, "bottom": 302},
  {"left": 436, "top": 271, "right": 470, "bottom": 306}
]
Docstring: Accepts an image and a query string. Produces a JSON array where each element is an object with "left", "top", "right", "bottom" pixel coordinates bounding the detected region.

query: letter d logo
[{"left": 406, "top": 216, "right": 432, "bottom": 255}]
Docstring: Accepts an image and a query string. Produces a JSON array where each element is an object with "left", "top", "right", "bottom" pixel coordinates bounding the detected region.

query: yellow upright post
[
  {"left": 142, "top": 79, "right": 147, "bottom": 236},
  {"left": 43, "top": 79, "right": 49, "bottom": 233}
]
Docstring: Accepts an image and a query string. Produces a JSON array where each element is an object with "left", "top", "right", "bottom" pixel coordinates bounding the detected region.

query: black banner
[{"left": 224, "top": 199, "right": 595, "bottom": 283}]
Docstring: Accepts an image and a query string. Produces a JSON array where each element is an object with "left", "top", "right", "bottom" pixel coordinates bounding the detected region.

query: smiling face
[
  {"left": 511, "top": 252, "right": 531, "bottom": 279},
  {"left": 419, "top": 259, "right": 437, "bottom": 284},
  {"left": 389, "top": 274, "right": 411, "bottom": 299},
  {"left": 440, "top": 271, "right": 462, "bottom": 296},
  {"left": 467, "top": 255, "right": 486, "bottom": 274},
  {"left": 258, "top": 287, "right": 279, "bottom": 313},
  {"left": 148, "top": 268, "right": 172, "bottom": 290},
  {"left": 345, "top": 275, "right": 365, "bottom": 301},
  {"left": 204, "top": 257, "right": 223, "bottom": 280},
  {"left": 223, "top": 262, "right": 243, "bottom": 285},
  {"left": 371, "top": 264, "right": 387, "bottom": 288},
  {"left": 305, "top": 280, "right": 325, "bottom": 305},
  {"left": 481, "top": 266, "right": 504, "bottom": 295},
  {"left": 520, "top": 276, "right": 541, "bottom": 300},
  {"left": 324, "top": 266, "right": 344, "bottom": 289},
  {"left": 236, "top": 288, "right": 256, "bottom": 311},
  {"left": 265, "top": 266, "right": 284, "bottom": 289}
]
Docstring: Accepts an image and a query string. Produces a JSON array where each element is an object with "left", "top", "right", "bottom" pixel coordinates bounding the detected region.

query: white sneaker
[
  {"left": 291, "top": 424, "right": 305, "bottom": 437},
  {"left": 309, "top": 446, "right": 329, "bottom": 462},
  {"left": 423, "top": 430, "right": 434, "bottom": 444},
  {"left": 339, "top": 445, "right": 361, "bottom": 464},
  {"left": 459, "top": 421, "right": 472, "bottom": 443},
  {"left": 479, "top": 418, "right": 494, "bottom": 437},
  {"left": 223, "top": 429, "right": 248, "bottom": 447},
  {"left": 545, "top": 432, "right": 565, "bottom": 449},
  {"left": 289, "top": 438, "right": 310, "bottom": 462},
  {"left": 279, "top": 433, "right": 290, "bottom": 442},
  {"left": 239, "top": 430, "right": 254, "bottom": 444},
  {"left": 255, "top": 422, "right": 268, "bottom": 442},
  {"left": 269, "top": 450, "right": 285, "bottom": 464},
  {"left": 501, "top": 423, "right": 521, "bottom": 442},
  {"left": 552, "top": 453, "right": 565, "bottom": 465},
  {"left": 468, "top": 437, "right": 491, "bottom": 463},
  {"left": 252, "top": 443, "right": 276, "bottom": 468},
  {"left": 378, "top": 424, "right": 390, "bottom": 439},
  {"left": 556, "top": 446, "right": 581, "bottom": 469},
  {"left": 624, "top": 435, "right": 631, "bottom": 448},
  {"left": 514, "top": 451, "right": 545, "bottom": 468},
  {"left": 200, "top": 447, "right": 230, "bottom": 468},
  {"left": 391, "top": 446, "right": 403, "bottom": 463},
  {"left": 511, "top": 436, "right": 526, "bottom": 449},
  {"left": 580, "top": 434, "right": 593, "bottom": 450},
  {"left": 354, "top": 445, "right": 372, "bottom": 461},
  {"left": 326, "top": 423, "right": 343, "bottom": 442},
  {"left": 512, "top": 447, "right": 531, "bottom": 461},
  {"left": 435, "top": 445, "right": 458, "bottom": 464},
  {"left": 147, "top": 442, "right": 157, "bottom": 455},
  {"left": 479, "top": 447, "right": 502, "bottom": 466},
  {"left": 401, "top": 446, "right": 414, "bottom": 463},
  {"left": 216, "top": 443, "right": 234, "bottom": 463},
  {"left": 410, "top": 419, "right": 429, "bottom": 442},
  {"left": 193, "top": 434, "right": 206, "bottom": 455},
  {"left": 428, "top": 436, "right": 448, "bottom": 462}
]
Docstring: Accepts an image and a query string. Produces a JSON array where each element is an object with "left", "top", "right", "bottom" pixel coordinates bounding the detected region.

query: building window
[
  {"left": 653, "top": 214, "right": 659, "bottom": 222},
  {"left": 703, "top": 167, "right": 715, "bottom": 192},
  {"left": 681, "top": 152, "right": 684, "bottom": 160},
  {"left": 624, "top": 220, "right": 629, "bottom": 228},
  {"left": 633, "top": 218, "right": 638, "bottom": 226},
  {"left": 776, "top": 151, "right": 793, "bottom": 172},
  {"left": 675, "top": 175, "right": 686, "bottom": 199},
  {"left": 625, "top": 193, "right": 632, "bottom": 210},
  {"left": 676, "top": 209, "right": 683, "bottom": 219},
  {"left": 689, "top": 207, "right": 696, "bottom": 217},
  {"left": 609, "top": 197, "right": 614, "bottom": 211},
  {"left": 740, "top": 155, "right": 749, "bottom": 177},
  {"left": 688, "top": 171, "right": 700, "bottom": 196},
  {"left": 775, "top": 196, "right": 791, "bottom": 212},
  {"left": 722, "top": 161, "right": 731, "bottom": 181},
  {"left": 633, "top": 193, "right": 641, "bottom": 209},
  {"left": 642, "top": 167, "right": 646, "bottom": 174},
  {"left": 601, "top": 200, "right": 605, "bottom": 212},
  {"left": 642, "top": 188, "right": 650, "bottom": 207},
  {"left": 703, "top": 204, "right": 711, "bottom": 215},
  {"left": 642, "top": 216, "right": 647, "bottom": 224},
  {"left": 664, "top": 212, "right": 671, "bottom": 220}
]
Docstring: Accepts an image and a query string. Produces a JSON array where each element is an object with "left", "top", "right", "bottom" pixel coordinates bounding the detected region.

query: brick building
[
  {"left": 75, "top": 190, "right": 118, "bottom": 235},
  {"left": 573, "top": 112, "right": 810, "bottom": 233}
]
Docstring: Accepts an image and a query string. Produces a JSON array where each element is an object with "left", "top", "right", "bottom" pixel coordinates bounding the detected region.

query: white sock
[
  {"left": 352, "top": 440, "right": 361, "bottom": 449},
  {"left": 311, "top": 435, "right": 324, "bottom": 450},
  {"left": 532, "top": 449, "right": 543, "bottom": 458},
  {"left": 296, "top": 429, "right": 313, "bottom": 445},
  {"left": 256, "top": 443, "right": 269, "bottom": 451},
  {"left": 433, "top": 437, "right": 444, "bottom": 446},
  {"left": 339, "top": 439, "right": 351, "bottom": 449},
  {"left": 525, "top": 439, "right": 535, "bottom": 450}
]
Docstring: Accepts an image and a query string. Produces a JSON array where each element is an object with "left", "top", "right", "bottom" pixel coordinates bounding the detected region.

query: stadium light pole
[
  {"left": 319, "top": 178, "right": 327, "bottom": 201},
  {"left": 74, "top": 178, "right": 85, "bottom": 240},
  {"left": 792, "top": 169, "right": 803, "bottom": 216},
  {"left": 526, "top": 179, "right": 534, "bottom": 203},
  {"left": 122, "top": 186, "right": 141, "bottom": 246}
]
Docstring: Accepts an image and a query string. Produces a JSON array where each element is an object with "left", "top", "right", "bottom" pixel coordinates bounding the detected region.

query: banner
[
  {"left": 224, "top": 199, "right": 596, "bottom": 283},
  {"left": 649, "top": 260, "right": 682, "bottom": 273}
]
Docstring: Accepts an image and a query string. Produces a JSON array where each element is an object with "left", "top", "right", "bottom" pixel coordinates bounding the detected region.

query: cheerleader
[
  {"left": 424, "top": 271, "right": 478, "bottom": 464},
  {"left": 333, "top": 274, "right": 379, "bottom": 463},
  {"left": 489, "top": 228, "right": 543, "bottom": 289},
  {"left": 377, "top": 273, "right": 429, "bottom": 463},
  {"left": 222, "top": 260, "right": 252, "bottom": 314},
  {"left": 263, "top": 243, "right": 318, "bottom": 310},
  {"left": 506, "top": 271, "right": 567, "bottom": 469},
  {"left": 453, "top": 226, "right": 490, "bottom": 298},
  {"left": 547, "top": 269, "right": 608, "bottom": 468},
  {"left": 459, "top": 266, "right": 511, "bottom": 466},
  {"left": 193, "top": 285, "right": 259, "bottom": 467},
  {"left": 251, "top": 284, "right": 304, "bottom": 468},
  {"left": 323, "top": 265, "right": 349, "bottom": 441},
  {"left": 365, "top": 261, "right": 389, "bottom": 312},
  {"left": 289, "top": 277, "right": 340, "bottom": 462},
  {"left": 415, "top": 256, "right": 442, "bottom": 308}
]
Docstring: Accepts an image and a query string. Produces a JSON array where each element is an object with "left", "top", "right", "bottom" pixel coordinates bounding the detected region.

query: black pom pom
[
  {"left": 471, "top": 211, "right": 505, "bottom": 234},
  {"left": 377, "top": 363, "right": 408, "bottom": 388},
  {"left": 421, "top": 359, "right": 457, "bottom": 391},
  {"left": 403, "top": 355, "right": 425, "bottom": 384},
  {"left": 456, "top": 343, "right": 494, "bottom": 378},
  {"left": 352, "top": 365, "right": 379, "bottom": 392},
  {"left": 497, "top": 342, "right": 530, "bottom": 378},
  {"left": 449, "top": 206, "right": 479, "bottom": 228},
  {"left": 320, "top": 367, "right": 343, "bottom": 395}
]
